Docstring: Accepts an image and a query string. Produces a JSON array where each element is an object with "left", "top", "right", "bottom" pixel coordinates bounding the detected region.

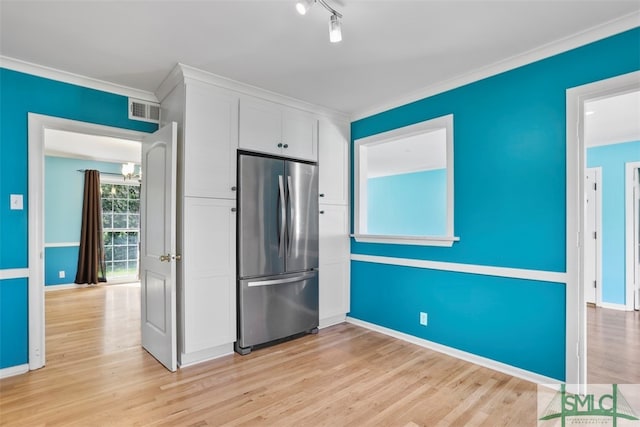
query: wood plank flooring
[
  {"left": 587, "top": 304, "right": 640, "bottom": 384},
  {"left": 0, "top": 284, "right": 636, "bottom": 426}
]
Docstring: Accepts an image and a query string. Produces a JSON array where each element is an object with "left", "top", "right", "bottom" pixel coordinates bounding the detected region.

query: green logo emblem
[{"left": 539, "top": 384, "right": 639, "bottom": 426}]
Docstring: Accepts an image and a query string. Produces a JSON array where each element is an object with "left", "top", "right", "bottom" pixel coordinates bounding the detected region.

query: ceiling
[
  {"left": 1, "top": 1, "right": 639, "bottom": 117},
  {"left": 585, "top": 90, "right": 640, "bottom": 147},
  {"left": 367, "top": 128, "right": 446, "bottom": 177}
]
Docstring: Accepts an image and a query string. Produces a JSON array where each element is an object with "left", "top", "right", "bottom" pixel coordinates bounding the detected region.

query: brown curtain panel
[{"left": 75, "top": 170, "right": 107, "bottom": 284}]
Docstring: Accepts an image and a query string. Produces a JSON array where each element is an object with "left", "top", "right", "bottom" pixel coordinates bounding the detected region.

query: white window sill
[{"left": 351, "top": 234, "right": 460, "bottom": 247}]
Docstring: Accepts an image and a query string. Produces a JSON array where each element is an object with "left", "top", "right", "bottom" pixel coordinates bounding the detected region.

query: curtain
[{"left": 75, "top": 170, "right": 107, "bottom": 284}]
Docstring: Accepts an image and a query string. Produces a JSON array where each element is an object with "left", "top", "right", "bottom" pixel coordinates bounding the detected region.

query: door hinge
[
  {"left": 593, "top": 280, "right": 597, "bottom": 288},
  {"left": 594, "top": 182, "right": 597, "bottom": 191},
  {"left": 576, "top": 341, "right": 580, "bottom": 358},
  {"left": 593, "top": 231, "right": 597, "bottom": 239}
]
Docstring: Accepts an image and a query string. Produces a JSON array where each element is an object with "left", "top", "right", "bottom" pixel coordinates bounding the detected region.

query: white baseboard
[
  {"left": 346, "top": 317, "right": 562, "bottom": 386},
  {"left": 0, "top": 363, "right": 29, "bottom": 379},
  {"left": 179, "top": 343, "right": 234, "bottom": 368},
  {"left": 319, "top": 314, "right": 347, "bottom": 329},
  {"left": 44, "top": 283, "right": 86, "bottom": 291},
  {"left": 598, "top": 302, "right": 633, "bottom": 311}
]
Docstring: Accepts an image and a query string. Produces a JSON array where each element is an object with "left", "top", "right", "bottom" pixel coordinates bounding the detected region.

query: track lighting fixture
[
  {"left": 296, "top": 0, "right": 343, "bottom": 43},
  {"left": 329, "top": 13, "right": 342, "bottom": 43},
  {"left": 295, "top": 0, "right": 314, "bottom": 15}
]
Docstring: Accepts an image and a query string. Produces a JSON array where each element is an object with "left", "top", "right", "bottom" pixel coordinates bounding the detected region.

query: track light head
[
  {"left": 329, "top": 13, "right": 342, "bottom": 43},
  {"left": 296, "top": 0, "right": 314, "bottom": 15}
]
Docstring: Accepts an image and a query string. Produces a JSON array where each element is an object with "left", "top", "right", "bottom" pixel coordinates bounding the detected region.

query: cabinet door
[
  {"left": 319, "top": 204, "right": 350, "bottom": 322},
  {"left": 182, "top": 197, "right": 236, "bottom": 354},
  {"left": 318, "top": 119, "right": 349, "bottom": 205},
  {"left": 184, "top": 82, "right": 239, "bottom": 199},
  {"left": 319, "top": 261, "right": 350, "bottom": 320},
  {"left": 282, "top": 107, "right": 318, "bottom": 162},
  {"left": 238, "top": 97, "right": 282, "bottom": 156},
  {"left": 319, "top": 204, "right": 349, "bottom": 265}
]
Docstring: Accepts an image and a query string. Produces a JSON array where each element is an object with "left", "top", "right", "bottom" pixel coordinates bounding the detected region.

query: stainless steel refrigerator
[{"left": 235, "top": 151, "right": 319, "bottom": 355}]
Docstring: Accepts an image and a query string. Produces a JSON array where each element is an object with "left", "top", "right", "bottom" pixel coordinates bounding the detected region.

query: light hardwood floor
[
  {"left": 587, "top": 304, "right": 640, "bottom": 384},
  {"left": 0, "top": 285, "right": 636, "bottom": 426}
]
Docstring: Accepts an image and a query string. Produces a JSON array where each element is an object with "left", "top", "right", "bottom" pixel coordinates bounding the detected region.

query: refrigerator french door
[{"left": 236, "top": 152, "right": 319, "bottom": 354}]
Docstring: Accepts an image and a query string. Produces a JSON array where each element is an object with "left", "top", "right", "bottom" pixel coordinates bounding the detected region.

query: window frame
[{"left": 353, "top": 114, "right": 459, "bottom": 247}]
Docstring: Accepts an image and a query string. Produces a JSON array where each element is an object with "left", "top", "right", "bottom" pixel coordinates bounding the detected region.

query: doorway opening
[
  {"left": 566, "top": 71, "right": 640, "bottom": 389},
  {"left": 28, "top": 113, "right": 147, "bottom": 370}
]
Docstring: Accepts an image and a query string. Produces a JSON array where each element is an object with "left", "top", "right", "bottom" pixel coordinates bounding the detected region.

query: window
[
  {"left": 354, "top": 114, "right": 458, "bottom": 247},
  {"left": 101, "top": 181, "right": 140, "bottom": 281}
]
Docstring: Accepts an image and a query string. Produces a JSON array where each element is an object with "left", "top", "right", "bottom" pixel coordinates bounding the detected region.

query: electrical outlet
[
  {"left": 10, "top": 194, "right": 24, "bottom": 210},
  {"left": 419, "top": 312, "right": 428, "bottom": 326},
  {"left": 58, "top": 271, "right": 65, "bottom": 279}
]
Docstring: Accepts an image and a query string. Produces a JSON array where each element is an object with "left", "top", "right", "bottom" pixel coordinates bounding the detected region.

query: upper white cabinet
[
  {"left": 183, "top": 82, "right": 239, "bottom": 199},
  {"left": 318, "top": 119, "right": 349, "bottom": 205},
  {"left": 239, "top": 97, "right": 318, "bottom": 162}
]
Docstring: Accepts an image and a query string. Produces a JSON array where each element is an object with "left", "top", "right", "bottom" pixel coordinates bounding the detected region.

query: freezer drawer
[{"left": 236, "top": 270, "right": 319, "bottom": 353}]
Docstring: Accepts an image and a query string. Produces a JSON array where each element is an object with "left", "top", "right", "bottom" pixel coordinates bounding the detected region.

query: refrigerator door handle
[
  {"left": 247, "top": 271, "right": 316, "bottom": 287},
  {"left": 287, "top": 175, "right": 294, "bottom": 258},
  {"left": 278, "top": 175, "right": 286, "bottom": 257}
]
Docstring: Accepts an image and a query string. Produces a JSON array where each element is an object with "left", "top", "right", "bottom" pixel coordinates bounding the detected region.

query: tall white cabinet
[
  {"left": 318, "top": 119, "right": 351, "bottom": 327},
  {"left": 157, "top": 64, "right": 350, "bottom": 366}
]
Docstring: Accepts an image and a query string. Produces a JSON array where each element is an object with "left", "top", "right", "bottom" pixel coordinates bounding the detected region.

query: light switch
[{"left": 10, "top": 194, "right": 24, "bottom": 210}]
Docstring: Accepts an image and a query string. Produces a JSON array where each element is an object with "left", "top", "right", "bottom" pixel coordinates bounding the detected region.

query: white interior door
[
  {"left": 584, "top": 168, "right": 600, "bottom": 305},
  {"left": 140, "top": 122, "right": 178, "bottom": 371}
]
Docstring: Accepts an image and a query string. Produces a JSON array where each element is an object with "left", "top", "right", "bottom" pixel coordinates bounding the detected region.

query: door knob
[
  {"left": 172, "top": 254, "right": 182, "bottom": 261},
  {"left": 319, "top": 193, "right": 325, "bottom": 197},
  {"left": 320, "top": 210, "right": 325, "bottom": 214},
  {"left": 283, "top": 144, "right": 289, "bottom": 149},
  {"left": 231, "top": 186, "right": 237, "bottom": 191},
  {"left": 277, "top": 143, "right": 283, "bottom": 148},
  {"left": 159, "top": 254, "right": 171, "bottom": 262},
  {"left": 231, "top": 207, "right": 237, "bottom": 212}
]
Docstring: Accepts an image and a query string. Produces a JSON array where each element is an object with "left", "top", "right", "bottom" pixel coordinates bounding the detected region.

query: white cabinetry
[
  {"left": 181, "top": 198, "right": 236, "bottom": 364},
  {"left": 161, "top": 79, "right": 238, "bottom": 366},
  {"left": 318, "top": 119, "right": 350, "bottom": 328},
  {"left": 319, "top": 204, "right": 350, "bottom": 324},
  {"left": 157, "top": 64, "right": 350, "bottom": 364},
  {"left": 183, "top": 82, "right": 239, "bottom": 199},
  {"left": 239, "top": 97, "right": 318, "bottom": 162},
  {"left": 319, "top": 119, "right": 349, "bottom": 205}
]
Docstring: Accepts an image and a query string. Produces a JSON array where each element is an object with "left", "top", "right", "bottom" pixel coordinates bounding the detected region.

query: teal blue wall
[
  {"left": 587, "top": 140, "right": 640, "bottom": 305},
  {"left": 350, "top": 28, "right": 640, "bottom": 381},
  {"left": 45, "top": 156, "right": 121, "bottom": 243},
  {"left": 45, "top": 246, "right": 79, "bottom": 286},
  {"left": 0, "top": 279, "right": 28, "bottom": 368},
  {"left": 351, "top": 262, "right": 566, "bottom": 378},
  {"left": 44, "top": 156, "right": 122, "bottom": 286},
  {"left": 367, "top": 169, "right": 446, "bottom": 236},
  {"left": 0, "top": 68, "right": 156, "bottom": 369}
]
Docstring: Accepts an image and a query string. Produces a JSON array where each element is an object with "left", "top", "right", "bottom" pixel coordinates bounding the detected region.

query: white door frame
[
  {"left": 626, "top": 161, "right": 640, "bottom": 311},
  {"left": 27, "top": 113, "right": 147, "bottom": 370},
  {"left": 584, "top": 167, "right": 602, "bottom": 306},
  {"left": 565, "top": 70, "right": 640, "bottom": 390}
]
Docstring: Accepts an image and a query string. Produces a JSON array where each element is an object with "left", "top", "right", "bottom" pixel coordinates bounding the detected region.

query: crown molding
[
  {"left": 156, "top": 63, "right": 350, "bottom": 122},
  {"left": 0, "top": 56, "right": 158, "bottom": 103},
  {"left": 352, "top": 11, "right": 640, "bottom": 121}
]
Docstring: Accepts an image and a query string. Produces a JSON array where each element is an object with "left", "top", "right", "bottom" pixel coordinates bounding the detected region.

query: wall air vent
[{"left": 128, "top": 98, "right": 161, "bottom": 124}]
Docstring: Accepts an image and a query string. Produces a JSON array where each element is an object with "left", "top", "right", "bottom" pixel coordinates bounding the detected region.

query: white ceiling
[
  {"left": 1, "top": 1, "right": 639, "bottom": 116},
  {"left": 584, "top": 90, "right": 640, "bottom": 147},
  {"left": 45, "top": 129, "right": 141, "bottom": 164},
  {"left": 367, "top": 128, "right": 446, "bottom": 177}
]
